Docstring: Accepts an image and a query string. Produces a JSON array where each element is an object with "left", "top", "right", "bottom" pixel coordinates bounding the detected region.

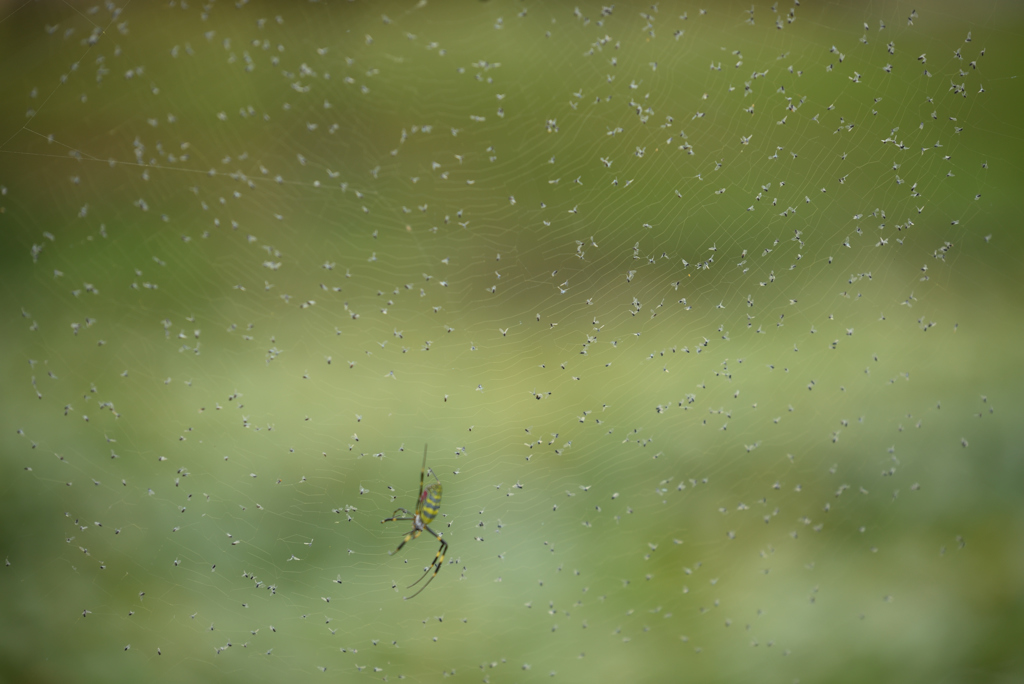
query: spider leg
[
  {"left": 404, "top": 527, "right": 447, "bottom": 599},
  {"left": 417, "top": 444, "right": 428, "bottom": 503},
  {"left": 393, "top": 528, "right": 421, "bottom": 555},
  {"left": 381, "top": 507, "right": 413, "bottom": 523},
  {"left": 381, "top": 516, "right": 413, "bottom": 524}
]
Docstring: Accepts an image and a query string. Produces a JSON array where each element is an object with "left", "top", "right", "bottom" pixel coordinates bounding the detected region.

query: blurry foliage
[{"left": 1, "top": 1, "right": 1023, "bottom": 682}]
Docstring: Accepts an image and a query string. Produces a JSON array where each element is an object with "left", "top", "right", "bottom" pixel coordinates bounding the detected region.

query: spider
[{"left": 381, "top": 445, "right": 448, "bottom": 599}]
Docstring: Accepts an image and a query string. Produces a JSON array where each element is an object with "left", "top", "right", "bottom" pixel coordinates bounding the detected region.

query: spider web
[{"left": 1, "top": 0, "right": 1022, "bottom": 682}]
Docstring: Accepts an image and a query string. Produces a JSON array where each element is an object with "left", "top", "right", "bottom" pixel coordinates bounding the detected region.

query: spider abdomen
[{"left": 418, "top": 483, "right": 443, "bottom": 525}]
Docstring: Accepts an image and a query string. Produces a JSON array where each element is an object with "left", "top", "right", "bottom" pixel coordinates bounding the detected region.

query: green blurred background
[{"left": 1, "top": 0, "right": 1023, "bottom": 682}]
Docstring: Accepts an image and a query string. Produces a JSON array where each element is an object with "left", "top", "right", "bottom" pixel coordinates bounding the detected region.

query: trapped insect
[{"left": 382, "top": 445, "right": 448, "bottom": 599}]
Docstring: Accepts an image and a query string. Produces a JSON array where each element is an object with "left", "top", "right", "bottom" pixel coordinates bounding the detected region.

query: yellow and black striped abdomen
[{"left": 418, "top": 482, "right": 442, "bottom": 525}]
